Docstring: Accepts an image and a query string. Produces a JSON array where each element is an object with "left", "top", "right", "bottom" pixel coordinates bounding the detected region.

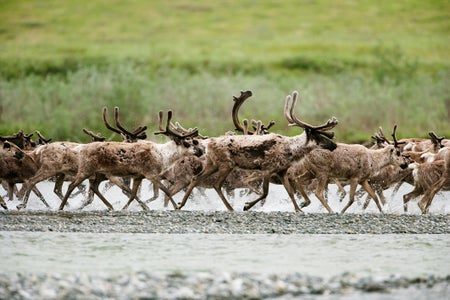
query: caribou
[
  {"left": 58, "top": 110, "right": 204, "bottom": 210},
  {"left": 2, "top": 89, "right": 449, "bottom": 214},
  {"left": 176, "top": 91, "right": 338, "bottom": 212}
]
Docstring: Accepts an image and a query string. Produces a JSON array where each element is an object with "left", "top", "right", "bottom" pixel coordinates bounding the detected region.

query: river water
[
  {"left": 1, "top": 232, "right": 449, "bottom": 278},
  {"left": 2, "top": 181, "right": 450, "bottom": 298},
  {"left": 3, "top": 180, "right": 449, "bottom": 214}
]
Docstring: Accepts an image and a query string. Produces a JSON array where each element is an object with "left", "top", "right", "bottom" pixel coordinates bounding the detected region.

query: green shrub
[{"left": 1, "top": 64, "right": 448, "bottom": 143}]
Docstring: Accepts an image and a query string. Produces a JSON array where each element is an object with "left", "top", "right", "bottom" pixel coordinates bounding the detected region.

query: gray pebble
[
  {"left": 1, "top": 210, "right": 448, "bottom": 299},
  {"left": 2, "top": 272, "right": 448, "bottom": 299},
  {"left": 0, "top": 211, "right": 448, "bottom": 234}
]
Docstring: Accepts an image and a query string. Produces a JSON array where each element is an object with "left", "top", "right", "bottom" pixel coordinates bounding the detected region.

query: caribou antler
[
  {"left": 173, "top": 122, "right": 197, "bottom": 134},
  {"left": 102, "top": 107, "right": 122, "bottom": 135},
  {"left": 391, "top": 124, "right": 398, "bottom": 148},
  {"left": 35, "top": 131, "right": 52, "bottom": 145},
  {"left": 232, "top": 90, "right": 254, "bottom": 134},
  {"left": 391, "top": 124, "right": 399, "bottom": 147},
  {"left": 232, "top": 90, "right": 275, "bottom": 135},
  {"left": 377, "top": 127, "right": 390, "bottom": 144},
  {"left": 429, "top": 131, "right": 445, "bottom": 148},
  {"left": 82, "top": 128, "right": 106, "bottom": 142},
  {"left": 154, "top": 110, "right": 199, "bottom": 142},
  {"left": 0, "top": 131, "right": 23, "bottom": 142},
  {"left": 242, "top": 119, "right": 250, "bottom": 135},
  {"left": 371, "top": 133, "right": 386, "bottom": 146},
  {"left": 250, "top": 119, "right": 276, "bottom": 135},
  {"left": 390, "top": 124, "right": 406, "bottom": 148},
  {"left": 252, "top": 120, "right": 263, "bottom": 135},
  {"left": 284, "top": 91, "right": 337, "bottom": 140},
  {"left": 264, "top": 120, "right": 276, "bottom": 132},
  {"left": 370, "top": 127, "right": 390, "bottom": 148},
  {"left": 286, "top": 91, "right": 338, "bottom": 132},
  {"left": 173, "top": 121, "right": 208, "bottom": 139},
  {"left": 114, "top": 107, "right": 147, "bottom": 140},
  {"left": 0, "top": 130, "right": 36, "bottom": 149},
  {"left": 102, "top": 107, "right": 147, "bottom": 142}
]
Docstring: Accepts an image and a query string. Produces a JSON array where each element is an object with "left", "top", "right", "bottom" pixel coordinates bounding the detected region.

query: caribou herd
[{"left": 1, "top": 91, "right": 449, "bottom": 214}]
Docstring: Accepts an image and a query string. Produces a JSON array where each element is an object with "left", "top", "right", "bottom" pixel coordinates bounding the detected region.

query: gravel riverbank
[
  {"left": 0, "top": 210, "right": 449, "bottom": 234},
  {"left": 1, "top": 271, "right": 449, "bottom": 299},
  {"left": 1, "top": 211, "right": 449, "bottom": 299}
]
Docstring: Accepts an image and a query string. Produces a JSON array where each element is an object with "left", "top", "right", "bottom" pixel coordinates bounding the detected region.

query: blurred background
[{"left": 0, "top": 0, "right": 448, "bottom": 143}]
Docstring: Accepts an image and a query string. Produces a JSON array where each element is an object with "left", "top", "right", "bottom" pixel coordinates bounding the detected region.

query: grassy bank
[
  {"left": 1, "top": 65, "right": 448, "bottom": 143},
  {"left": 0, "top": 0, "right": 449, "bottom": 142}
]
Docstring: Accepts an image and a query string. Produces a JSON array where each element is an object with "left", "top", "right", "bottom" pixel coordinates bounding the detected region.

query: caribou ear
[
  {"left": 317, "top": 130, "right": 335, "bottom": 139},
  {"left": 319, "top": 135, "right": 337, "bottom": 151},
  {"left": 309, "top": 131, "right": 337, "bottom": 151}
]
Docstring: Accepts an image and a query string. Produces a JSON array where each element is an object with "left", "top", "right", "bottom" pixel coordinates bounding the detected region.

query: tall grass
[{"left": 0, "top": 0, "right": 449, "bottom": 142}]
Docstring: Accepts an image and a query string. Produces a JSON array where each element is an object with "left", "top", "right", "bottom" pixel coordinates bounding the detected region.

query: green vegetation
[{"left": 0, "top": 0, "right": 449, "bottom": 142}]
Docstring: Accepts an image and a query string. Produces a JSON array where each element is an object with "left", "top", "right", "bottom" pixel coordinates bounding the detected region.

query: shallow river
[
  {"left": 5, "top": 180, "right": 449, "bottom": 214},
  {"left": 1, "top": 232, "right": 449, "bottom": 278}
]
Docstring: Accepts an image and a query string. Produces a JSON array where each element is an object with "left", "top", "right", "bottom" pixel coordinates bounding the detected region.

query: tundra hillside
[{"left": 0, "top": 0, "right": 449, "bottom": 142}]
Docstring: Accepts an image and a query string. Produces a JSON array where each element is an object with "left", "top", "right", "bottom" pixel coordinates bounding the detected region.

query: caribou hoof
[
  {"left": 243, "top": 203, "right": 250, "bottom": 211},
  {"left": 299, "top": 201, "right": 309, "bottom": 208},
  {"left": 16, "top": 204, "right": 24, "bottom": 210},
  {"left": 418, "top": 203, "right": 427, "bottom": 214},
  {"left": 1, "top": 204, "right": 8, "bottom": 210},
  {"left": 145, "top": 197, "right": 157, "bottom": 204}
]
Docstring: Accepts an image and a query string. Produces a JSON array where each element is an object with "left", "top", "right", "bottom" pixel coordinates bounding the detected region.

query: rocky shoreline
[
  {"left": 0, "top": 210, "right": 448, "bottom": 234},
  {"left": 1, "top": 211, "right": 449, "bottom": 299},
  {"left": 1, "top": 271, "right": 449, "bottom": 299}
]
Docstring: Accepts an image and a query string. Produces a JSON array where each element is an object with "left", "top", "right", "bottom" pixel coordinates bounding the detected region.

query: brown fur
[
  {"left": 404, "top": 149, "right": 450, "bottom": 213},
  {"left": 401, "top": 137, "right": 449, "bottom": 152},
  {"left": 0, "top": 130, "right": 36, "bottom": 150},
  {"left": 363, "top": 165, "right": 413, "bottom": 208},
  {"left": 0, "top": 143, "right": 36, "bottom": 209},
  {"left": 18, "top": 142, "right": 84, "bottom": 209},
  {"left": 0, "top": 131, "right": 47, "bottom": 203},
  {"left": 58, "top": 138, "right": 204, "bottom": 210},
  {"left": 159, "top": 155, "right": 262, "bottom": 207},
  {"left": 0, "top": 141, "right": 51, "bottom": 209},
  {"left": 156, "top": 91, "right": 272, "bottom": 208},
  {"left": 177, "top": 91, "right": 338, "bottom": 212},
  {"left": 289, "top": 143, "right": 408, "bottom": 213}
]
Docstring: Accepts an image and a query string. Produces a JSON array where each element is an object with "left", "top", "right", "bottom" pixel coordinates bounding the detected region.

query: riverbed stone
[
  {"left": 1, "top": 210, "right": 449, "bottom": 299},
  {"left": 0, "top": 211, "right": 448, "bottom": 234}
]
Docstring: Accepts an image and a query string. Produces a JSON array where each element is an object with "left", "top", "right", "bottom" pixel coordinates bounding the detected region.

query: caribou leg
[{"left": 243, "top": 178, "right": 270, "bottom": 211}]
